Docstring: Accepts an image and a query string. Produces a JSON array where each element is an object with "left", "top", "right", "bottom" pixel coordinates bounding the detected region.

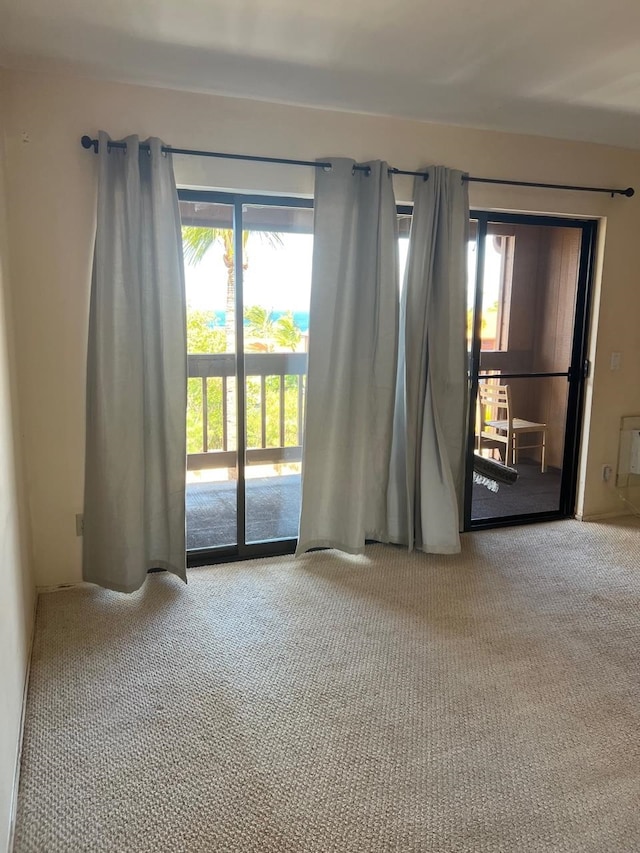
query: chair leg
[{"left": 541, "top": 431, "right": 547, "bottom": 473}]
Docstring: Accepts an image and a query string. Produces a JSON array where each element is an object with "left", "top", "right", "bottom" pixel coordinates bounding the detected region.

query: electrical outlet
[
  {"left": 602, "top": 464, "right": 613, "bottom": 482},
  {"left": 75, "top": 514, "right": 84, "bottom": 536}
]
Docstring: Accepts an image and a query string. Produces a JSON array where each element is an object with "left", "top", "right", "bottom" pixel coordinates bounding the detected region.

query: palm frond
[
  {"left": 256, "top": 231, "right": 284, "bottom": 249},
  {"left": 244, "top": 305, "right": 275, "bottom": 340},
  {"left": 182, "top": 224, "right": 283, "bottom": 268},
  {"left": 182, "top": 226, "right": 236, "bottom": 266},
  {"left": 274, "top": 311, "right": 302, "bottom": 351}
]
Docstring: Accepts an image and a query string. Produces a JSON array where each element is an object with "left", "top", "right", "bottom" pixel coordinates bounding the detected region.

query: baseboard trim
[
  {"left": 577, "top": 509, "right": 630, "bottom": 522},
  {"left": 36, "top": 581, "right": 90, "bottom": 594},
  {"left": 7, "top": 593, "right": 38, "bottom": 853}
]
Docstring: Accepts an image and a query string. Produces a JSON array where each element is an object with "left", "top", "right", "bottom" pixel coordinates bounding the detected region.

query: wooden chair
[{"left": 477, "top": 384, "right": 547, "bottom": 472}]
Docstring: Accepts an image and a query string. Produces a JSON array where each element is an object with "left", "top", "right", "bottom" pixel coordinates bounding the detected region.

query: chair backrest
[{"left": 478, "top": 383, "right": 512, "bottom": 427}]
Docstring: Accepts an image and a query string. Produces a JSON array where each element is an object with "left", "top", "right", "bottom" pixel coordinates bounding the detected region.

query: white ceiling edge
[{"left": 2, "top": 51, "right": 640, "bottom": 154}]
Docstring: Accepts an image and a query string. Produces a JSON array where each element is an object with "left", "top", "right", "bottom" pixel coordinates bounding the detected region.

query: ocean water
[{"left": 209, "top": 310, "right": 309, "bottom": 333}]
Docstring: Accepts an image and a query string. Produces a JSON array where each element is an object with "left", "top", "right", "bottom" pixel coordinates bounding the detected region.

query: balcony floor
[
  {"left": 186, "top": 473, "right": 301, "bottom": 551},
  {"left": 187, "top": 462, "right": 562, "bottom": 551},
  {"left": 472, "top": 460, "right": 562, "bottom": 519}
]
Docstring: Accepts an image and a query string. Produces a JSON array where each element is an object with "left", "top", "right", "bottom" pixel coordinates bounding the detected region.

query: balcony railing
[{"left": 187, "top": 352, "right": 307, "bottom": 471}]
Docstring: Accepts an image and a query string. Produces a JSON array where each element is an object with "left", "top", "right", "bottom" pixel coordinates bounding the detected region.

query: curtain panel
[
  {"left": 297, "top": 159, "right": 399, "bottom": 554},
  {"left": 83, "top": 132, "right": 187, "bottom": 592},
  {"left": 388, "top": 167, "right": 469, "bottom": 553}
]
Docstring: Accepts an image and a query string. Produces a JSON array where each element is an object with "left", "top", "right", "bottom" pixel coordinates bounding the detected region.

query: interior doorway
[
  {"left": 179, "top": 191, "right": 313, "bottom": 563},
  {"left": 465, "top": 212, "right": 597, "bottom": 528}
]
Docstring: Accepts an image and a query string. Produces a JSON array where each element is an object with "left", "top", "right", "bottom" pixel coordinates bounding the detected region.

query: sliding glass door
[
  {"left": 465, "top": 212, "right": 596, "bottom": 528},
  {"left": 180, "top": 196, "right": 595, "bottom": 554},
  {"left": 179, "top": 191, "right": 313, "bottom": 561}
]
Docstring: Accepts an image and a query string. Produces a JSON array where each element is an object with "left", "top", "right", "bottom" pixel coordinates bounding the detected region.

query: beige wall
[
  {"left": 0, "top": 75, "right": 35, "bottom": 853},
  {"left": 2, "top": 68, "right": 640, "bottom": 585}
]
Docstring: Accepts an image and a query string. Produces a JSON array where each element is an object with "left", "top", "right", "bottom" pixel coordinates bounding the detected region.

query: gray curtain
[
  {"left": 83, "top": 132, "right": 187, "bottom": 592},
  {"left": 387, "top": 167, "right": 469, "bottom": 553},
  {"left": 296, "top": 159, "right": 398, "bottom": 554}
]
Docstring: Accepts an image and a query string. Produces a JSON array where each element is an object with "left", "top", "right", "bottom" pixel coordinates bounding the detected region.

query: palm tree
[{"left": 183, "top": 226, "right": 283, "bottom": 350}]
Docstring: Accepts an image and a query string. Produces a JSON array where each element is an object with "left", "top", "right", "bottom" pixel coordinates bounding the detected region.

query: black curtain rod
[{"left": 80, "top": 135, "right": 635, "bottom": 198}]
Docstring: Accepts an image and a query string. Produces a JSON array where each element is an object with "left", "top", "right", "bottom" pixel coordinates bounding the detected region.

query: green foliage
[
  {"left": 274, "top": 311, "right": 302, "bottom": 351},
  {"left": 244, "top": 375, "right": 303, "bottom": 449},
  {"left": 186, "top": 310, "right": 226, "bottom": 454},
  {"left": 467, "top": 301, "right": 499, "bottom": 339},
  {"left": 244, "top": 305, "right": 275, "bottom": 343},
  {"left": 187, "top": 309, "right": 227, "bottom": 355},
  {"left": 183, "top": 226, "right": 231, "bottom": 267},
  {"left": 188, "top": 373, "right": 304, "bottom": 456},
  {"left": 186, "top": 308, "right": 305, "bottom": 457},
  {"left": 243, "top": 307, "right": 303, "bottom": 352}
]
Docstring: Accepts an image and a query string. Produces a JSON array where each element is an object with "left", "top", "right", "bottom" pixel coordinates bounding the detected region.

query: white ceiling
[{"left": 2, "top": 0, "right": 640, "bottom": 148}]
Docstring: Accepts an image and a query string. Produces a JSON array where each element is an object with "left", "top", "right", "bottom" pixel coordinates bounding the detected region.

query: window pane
[
  {"left": 180, "top": 200, "right": 238, "bottom": 550},
  {"left": 473, "top": 376, "right": 565, "bottom": 519},
  {"left": 242, "top": 203, "right": 313, "bottom": 545}
]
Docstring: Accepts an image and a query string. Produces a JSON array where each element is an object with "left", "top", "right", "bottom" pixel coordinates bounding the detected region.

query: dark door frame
[
  {"left": 464, "top": 210, "right": 598, "bottom": 531},
  {"left": 179, "top": 189, "right": 313, "bottom": 567}
]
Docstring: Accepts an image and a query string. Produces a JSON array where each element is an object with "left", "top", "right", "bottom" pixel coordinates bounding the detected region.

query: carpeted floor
[{"left": 15, "top": 519, "right": 640, "bottom": 852}]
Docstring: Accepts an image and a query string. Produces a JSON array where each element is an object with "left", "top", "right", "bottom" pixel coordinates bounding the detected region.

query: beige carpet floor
[{"left": 14, "top": 519, "right": 640, "bottom": 852}]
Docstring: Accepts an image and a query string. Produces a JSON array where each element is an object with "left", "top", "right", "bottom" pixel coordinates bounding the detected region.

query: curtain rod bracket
[{"left": 81, "top": 135, "right": 98, "bottom": 153}]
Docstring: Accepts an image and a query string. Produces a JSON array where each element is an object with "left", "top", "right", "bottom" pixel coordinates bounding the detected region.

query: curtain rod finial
[
  {"left": 624, "top": 187, "right": 635, "bottom": 197},
  {"left": 81, "top": 135, "right": 98, "bottom": 152}
]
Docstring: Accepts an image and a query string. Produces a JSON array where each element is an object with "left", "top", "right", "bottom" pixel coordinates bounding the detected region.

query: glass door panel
[
  {"left": 468, "top": 215, "right": 594, "bottom": 526},
  {"left": 473, "top": 376, "right": 567, "bottom": 519},
  {"left": 242, "top": 203, "right": 313, "bottom": 544},
  {"left": 398, "top": 210, "right": 411, "bottom": 282},
  {"left": 181, "top": 200, "right": 238, "bottom": 550},
  {"left": 467, "top": 219, "right": 479, "bottom": 367},
  {"left": 180, "top": 192, "right": 313, "bottom": 557},
  {"left": 478, "top": 222, "right": 580, "bottom": 375}
]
